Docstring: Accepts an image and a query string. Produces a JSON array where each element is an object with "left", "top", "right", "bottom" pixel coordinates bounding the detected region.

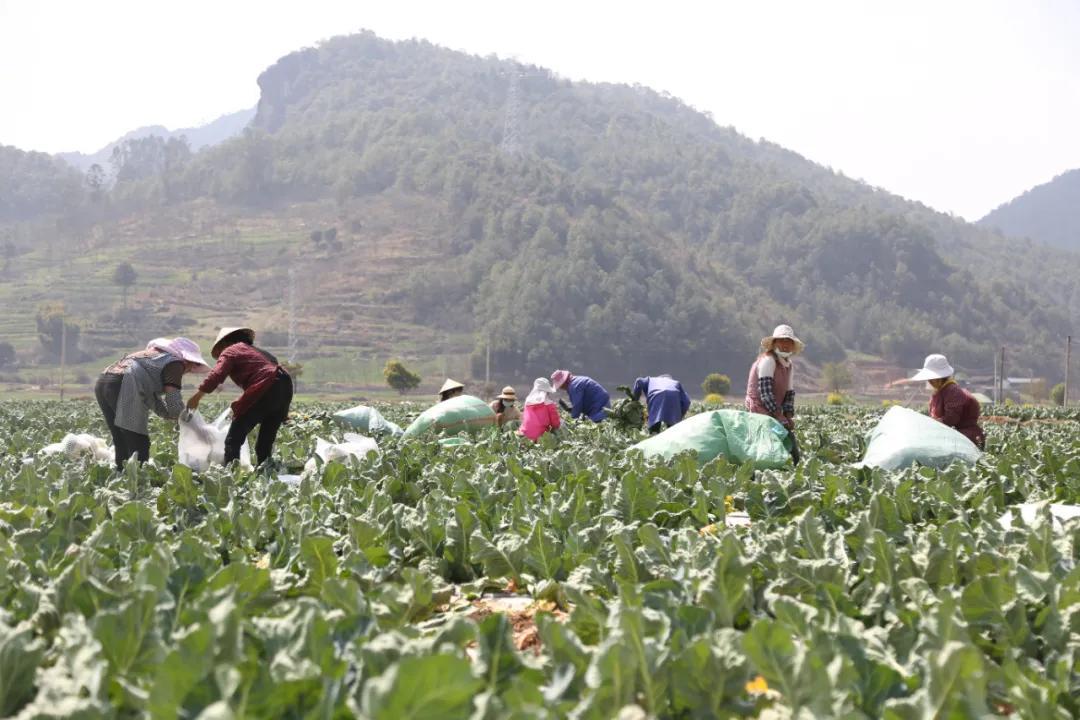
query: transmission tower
[
  {"left": 287, "top": 267, "right": 298, "bottom": 364},
  {"left": 500, "top": 65, "right": 523, "bottom": 156}
]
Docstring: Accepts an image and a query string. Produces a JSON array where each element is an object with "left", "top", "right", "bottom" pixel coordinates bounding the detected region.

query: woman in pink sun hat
[{"left": 95, "top": 336, "right": 210, "bottom": 469}]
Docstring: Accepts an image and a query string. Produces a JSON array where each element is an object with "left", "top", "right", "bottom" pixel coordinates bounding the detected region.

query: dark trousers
[
  {"left": 225, "top": 371, "right": 293, "bottom": 466},
  {"left": 95, "top": 374, "right": 151, "bottom": 469},
  {"left": 648, "top": 422, "right": 669, "bottom": 435}
]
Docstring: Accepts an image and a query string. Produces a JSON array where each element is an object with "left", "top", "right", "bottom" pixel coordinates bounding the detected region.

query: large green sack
[
  {"left": 402, "top": 395, "right": 496, "bottom": 438},
  {"left": 855, "top": 406, "right": 981, "bottom": 470},
  {"left": 629, "top": 409, "right": 792, "bottom": 469},
  {"left": 333, "top": 405, "right": 403, "bottom": 437}
]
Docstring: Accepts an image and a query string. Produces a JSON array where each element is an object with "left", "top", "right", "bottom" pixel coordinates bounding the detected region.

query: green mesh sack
[
  {"left": 402, "top": 395, "right": 496, "bottom": 439},
  {"left": 332, "top": 405, "right": 403, "bottom": 437},
  {"left": 629, "top": 409, "right": 792, "bottom": 469}
]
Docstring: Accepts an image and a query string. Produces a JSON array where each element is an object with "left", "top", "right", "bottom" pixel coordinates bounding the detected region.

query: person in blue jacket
[
  {"left": 632, "top": 374, "right": 692, "bottom": 433},
  {"left": 551, "top": 369, "right": 610, "bottom": 422}
]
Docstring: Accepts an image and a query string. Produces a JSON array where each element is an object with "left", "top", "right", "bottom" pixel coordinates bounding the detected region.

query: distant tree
[
  {"left": 324, "top": 227, "right": 338, "bottom": 244},
  {"left": 821, "top": 362, "right": 853, "bottom": 393},
  {"left": 1050, "top": 382, "right": 1066, "bottom": 406},
  {"left": 35, "top": 303, "right": 80, "bottom": 361},
  {"left": 384, "top": 359, "right": 421, "bottom": 394},
  {"left": 701, "top": 373, "right": 731, "bottom": 396},
  {"left": 113, "top": 262, "right": 138, "bottom": 308},
  {"left": 86, "top": 164, "right": 107, "bottom": 199},
  {"left": 0, "top": 340, "right": 15, "bottom": 366},
  {"left": 281, "top": 360, "right": 303, "bottom": 379},
  {"left": 310, "top": 230, "right": 323, "bottom": 245}
]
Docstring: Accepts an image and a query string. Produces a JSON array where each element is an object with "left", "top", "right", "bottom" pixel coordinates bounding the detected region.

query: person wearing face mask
[
  {"left": 489, "top": 386, "right": 521, "bottom": 429},
  {"left": 909, "top": 354, "right": 985, "bottom": 449},
  {"left": 95, "top": 337, "right": 210, "bottom": 469},
  {"left": 745, "top": 325, "right": 803, "bottom": 463}
]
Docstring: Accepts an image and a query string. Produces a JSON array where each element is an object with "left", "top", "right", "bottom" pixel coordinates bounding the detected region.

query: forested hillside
[
  {"left": 980, "top": 169, "right": 1080, "bottom": 253},
  {"left": 1, "top": 31, "right": 1077, "bottom": 383}
]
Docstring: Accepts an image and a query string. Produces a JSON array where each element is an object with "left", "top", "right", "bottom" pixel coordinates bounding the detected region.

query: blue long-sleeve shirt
[
  {"left": 632, "top": 375, "right": 691, "bottom": 428},
  {"left": 568, "top": 375, "right": 610, "bottom": 422}
]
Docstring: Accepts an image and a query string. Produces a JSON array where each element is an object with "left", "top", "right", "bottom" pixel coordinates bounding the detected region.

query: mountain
[
  {"left": 56, "top": 107, "right": 255, "bottom": 173},
  {"left": 1, "top": 32, "right": 1077, "bottom": 387},
  {"left": 979, "top": 169, "right": 1080, "bottom": 253}
]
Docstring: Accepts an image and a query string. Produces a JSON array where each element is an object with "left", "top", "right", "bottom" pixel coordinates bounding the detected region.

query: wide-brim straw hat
[
  {"left": 439, "top": 378, "right": 465, "bottom": 395},
  {"left": 760, "top": 324, "right": 805, "bottom": 354},
  {"left": 497, "top": 386, "right": 517, "bottom": 401},
  {"left": 550, "top": 369, "right": 571, "bottom": 389},
  {"left": 211, "top": 327, "right": 255, "bottom": 359},
  {"left": 910, "top": 354, "right": 955, "bottom": 382}
]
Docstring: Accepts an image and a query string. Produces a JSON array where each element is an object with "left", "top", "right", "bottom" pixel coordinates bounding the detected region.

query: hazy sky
[{"left": 2, "top": 0, "right": 1078, "bottom": 220}]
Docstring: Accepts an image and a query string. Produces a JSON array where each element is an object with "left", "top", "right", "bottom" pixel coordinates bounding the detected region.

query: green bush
[
  {"left": 826, "top": 392, "right": 845, "bottom": 406},
  {"left": 1051, "top": 383, "right": 1066, "bottom": 406},
  {"left": 703, "top": 393, "right": 725, "bottom": 406},
  {"left": 701, "top": 373, "right": 731, "bottom": 396}
]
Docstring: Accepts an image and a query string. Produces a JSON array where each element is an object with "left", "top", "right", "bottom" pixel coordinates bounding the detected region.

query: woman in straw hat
[
  {"left": 489, "top": 386, "right": 521, "bottom": 429},
  {"left": 96, "top": 337, "right": 210, "bottom": 469},
  {"left": 909, "top": 354, "right": 985, "bottom": 449},
  {"left": 437, "top": 378, "right": 465, "bottom": 403},
  {"left": 186, "top": 327, "right": 293, "bottom": 466},
  {"left": 518, "top": 378, "right": 562, "bottom": 441},
  {"left": 745, "top": 324, "right": 804, "bottom": 430}
]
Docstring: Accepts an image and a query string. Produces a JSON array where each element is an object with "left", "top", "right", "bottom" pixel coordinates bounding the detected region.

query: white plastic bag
[
  {"left": 178, "top": 409, "right": 253, "bottom": 471},
  {"left": 41, "top": 433, "right": 113, "bottom": 463},
  {"left": 302, "top": 433, "right": 379, "bottom": 474},
  {"left": 999, "top": 503, "right": 1080, "bottom": 532}
]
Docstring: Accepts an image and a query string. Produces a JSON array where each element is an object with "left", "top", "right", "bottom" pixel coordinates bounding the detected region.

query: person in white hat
[
  {"left": 488, "top": 386, "right": 521, "bottom": 429},
  {"left": 745, "top": 324, "right": 804, "bottom": 429},
  {"left": 745, "top": 324, "right": 804, "bottom": 464},
  {"left": 910, "top": 354, "right": 985, "bottom": 448},
  {"left": 437, "top": 378, "right": 465, "bottom": 403},
  {"left": 186, "top": 327, "right": 293, "bottom": 466},
  {"left": 95, "top": 337, "right": 210, "bottom": 469},
  {"left": 518, "top": 378, "right": 562, "bottom": 441}
]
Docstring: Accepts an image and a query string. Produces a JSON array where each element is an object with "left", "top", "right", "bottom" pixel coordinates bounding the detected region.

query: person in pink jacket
[{"left": 518, "top": 377, "right": 562, "bottom": 441}]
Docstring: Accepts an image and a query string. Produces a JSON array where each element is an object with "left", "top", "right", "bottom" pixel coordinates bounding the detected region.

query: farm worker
[
  {"left": 551, "top": 369, "right": 610, "bottom": 422},
  {"left": 632, "top": 374, "right": 692, "bottom": 433},
  {"left": 745, "top": 324, "right": 803, "bottom": 464},
  {"left": 909, "top": 354, "right": 986, "bottom": 449},
  {"left": 186, "top": 327, "right": 293, "bottom": 466},
  {"left": 95, "top": 337, "right": 209, "bottom": 469},
  {"left": 489, "top": 386, "right": 521, "bottom": 429},
  {"left": 518, "top": 378, "right": 562, "bottom": 441},
  {"left": 438, "top": 378, "right": 465, "bottom": 403}
]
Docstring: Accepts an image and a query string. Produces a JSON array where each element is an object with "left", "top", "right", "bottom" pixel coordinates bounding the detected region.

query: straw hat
[
  {"left": 497, "top": 386, "right": 517, "bottom": 401},
  {"left": 760, "top": 324, "right": 805, "bottom": 354},
  {"left": 211, "top": 327, "right": 255, "bottom": 359},
  {"left": 909, "top": 354, "right": 955, "bottom": 382},
  {"left": 439, "top": 378, "right": 465, "bottom": 395}
]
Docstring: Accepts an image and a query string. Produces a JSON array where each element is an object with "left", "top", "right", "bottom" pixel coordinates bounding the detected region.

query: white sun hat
[
  {"left": 910, "top": 354, "right": 955, "bottom": 382},
  {"left": 760, "top": 324, "right": 805, "bottom": 354}
]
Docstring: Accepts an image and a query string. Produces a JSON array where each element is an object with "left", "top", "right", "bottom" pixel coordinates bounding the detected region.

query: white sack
[
  {"left": 41, "top": 433, "right": 113, "bottom": 463},
  {"left": 178, "top": 409, "right": 253, "bottom": 472},
  {"left": 303, "top": 433, "right": 379, "bottom": 474}
]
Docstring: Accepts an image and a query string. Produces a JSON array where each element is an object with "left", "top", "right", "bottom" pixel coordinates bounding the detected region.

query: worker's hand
[
  {"left": 780, "top": 415, "right": 794, "bottom": 430},
  {"left": 186, "top": 391, "right": 204, "bottom": 411}
]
